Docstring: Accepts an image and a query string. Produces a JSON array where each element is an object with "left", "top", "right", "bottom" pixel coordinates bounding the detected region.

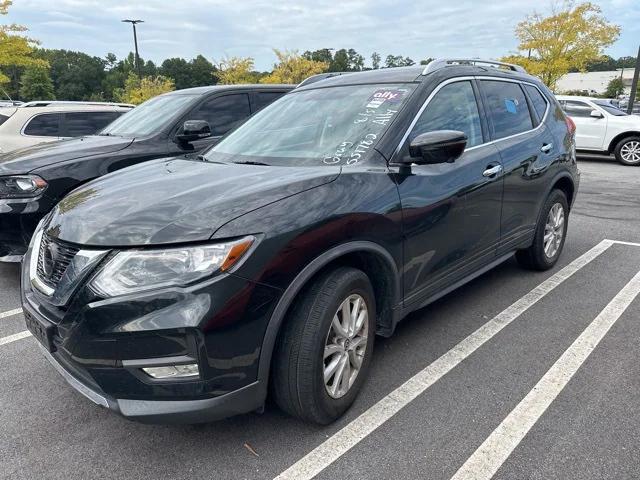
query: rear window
[
  {"left": 23, "top": 113, "right": 62, "bottom": 137},
  {"left": 523, "top": 84, "right": 548, "bottom": 121},
  {"left": 64, "top": 111, "right": 122, "bottom": 137},
  {"left": 0, "top": 114, "right": 9, "bottom": 126},
  {"left": 481, "top": 80, "right": 534, "bottom": 140}
]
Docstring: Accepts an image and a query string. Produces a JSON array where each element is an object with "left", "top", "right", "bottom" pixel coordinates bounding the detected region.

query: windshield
[
  {"left": 100, "top": 94, "right": 197, "bottom": 137},
  {"left": 593, "top": 100, "right": 627, "bottom": 116},
  {"left": 205, "top": 84, "right": 416, "bottom": 166}
]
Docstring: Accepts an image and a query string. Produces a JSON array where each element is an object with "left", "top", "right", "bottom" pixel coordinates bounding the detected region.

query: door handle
[
  {"left": 482, "top": 164, "right": 503, "bottom": 177},
  {"left": 541, "top": 143, "right": 553, "bottom": 153}
]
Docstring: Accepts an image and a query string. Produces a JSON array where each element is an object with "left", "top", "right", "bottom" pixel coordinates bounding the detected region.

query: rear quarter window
[
  {"left": 0, "top": 114, "right": 9, "bottom": 126},
  {"left": 481, "top": 80, "right": 534, "bottom": 140},
  {"left": 23, "top": 113, "right": 63, "bottom": 137},
  {"left": 523, "top": 84, "right": 549, "bottom": 121},
  {"left": 64, "top": 111, "right": 122, "bottom": 137}
]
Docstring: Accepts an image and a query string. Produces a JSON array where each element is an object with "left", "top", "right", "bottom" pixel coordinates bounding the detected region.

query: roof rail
[
  {"left": 20, "top": 100, "right": 135, "bottom": 108},
  {"left": 298, "top": 72, "right": 351, "bottom": 88},
  {"left": 422, "top": 58, "right": 526, "bottom": 75}
]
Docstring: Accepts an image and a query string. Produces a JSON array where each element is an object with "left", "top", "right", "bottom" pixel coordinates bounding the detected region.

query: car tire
[
  {"left": 516, "top": 189, "right": 569, "bottom": 271},
  {"left": 613, "top": 136, "right": 640, "bottom": 166},
  {"left": 271, "top": 266, "right": 376, "bottom": 424}
]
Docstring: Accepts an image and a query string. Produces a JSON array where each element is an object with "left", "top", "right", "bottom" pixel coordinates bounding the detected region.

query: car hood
[
  {"left": 45, "top": 158, "right": 340, "bottom": 246},
  {"left": 0, "top": 135, "right": 134, "bottom": 175}
]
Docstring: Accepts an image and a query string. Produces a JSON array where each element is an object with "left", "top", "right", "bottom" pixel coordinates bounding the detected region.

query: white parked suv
[
  {"left": 556, "top": 95, "right": 640, "bottom": 166},
  {"left": 0, "top": 101, "right": 133, "bottom": 154}
]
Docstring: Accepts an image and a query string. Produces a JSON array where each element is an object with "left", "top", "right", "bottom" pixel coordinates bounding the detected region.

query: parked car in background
[
  {"left": 556, "top": 95, "right": 640, "bottom": 165},
  {"left": 0, "top": 101, "right": 133, "bottom": 154},
  {"left": 21, "top": 60, "right": 579, "bottom": 425},
  {"left": 0, "top": 100, "right": 24, "bottom": 108},
  {"left": 0, "top": 85, "right": 293, "bottom": 261}
]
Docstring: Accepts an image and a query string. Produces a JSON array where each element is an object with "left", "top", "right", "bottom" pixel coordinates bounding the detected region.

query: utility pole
[
  {"left": 627, "top": 44, "right": 640, "bottom": 114},
  {"left": 122, "top": 19, "right": 144, "bottom": 79}
]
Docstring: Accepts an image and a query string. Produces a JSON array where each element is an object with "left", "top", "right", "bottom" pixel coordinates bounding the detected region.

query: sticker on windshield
[{"left": 366, "top": 89, "right": 409, "bottom": 109}]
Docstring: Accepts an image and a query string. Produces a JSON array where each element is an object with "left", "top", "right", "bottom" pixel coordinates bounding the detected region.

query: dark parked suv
[
  {"left": 21, "top": 59, "right": 579, "bottom": 424},
  {"left": 0, "top": 84, "right": 292, "bottom": 261}
]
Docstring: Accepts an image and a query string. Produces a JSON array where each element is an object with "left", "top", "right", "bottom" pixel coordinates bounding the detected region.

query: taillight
[{"left": 565, "top": 115, "right": 576, "bottom": 136}]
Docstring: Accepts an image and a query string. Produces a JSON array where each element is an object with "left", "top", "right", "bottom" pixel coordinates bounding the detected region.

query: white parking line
[
  {"left": 274, "top": 239, "right": 614, "bottom": 480},
  {"left": 450, "top": 268, "right": 640, "bottom": 480},
  {"left": 612, "top": 240, "right": 640, "bottom": 248},
  {"left": 0, "top": 330, "right": 31, "bottom": 346},
  {"left": 0, "top": 307, "right": 22, "bottom": 319}
]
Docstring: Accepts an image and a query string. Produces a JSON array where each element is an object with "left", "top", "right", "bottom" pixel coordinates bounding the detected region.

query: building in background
[{"left": 556, "top": 69, "right": 635, "bottom": 96}]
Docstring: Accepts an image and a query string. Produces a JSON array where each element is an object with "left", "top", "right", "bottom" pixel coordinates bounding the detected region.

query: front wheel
[
  {"left": 272, "top": 267, "right": 376, "bottom": 424},
  {"left": 614, "top": 136, "right": 640, "bottom": 166},
  {"left": 516, "top": 189, "right": 569, "bottom": 271}
]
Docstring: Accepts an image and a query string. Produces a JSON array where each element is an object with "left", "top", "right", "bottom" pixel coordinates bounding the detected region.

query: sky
[{"left": 7, "top": 0, "right": 640, "bottom": 71}]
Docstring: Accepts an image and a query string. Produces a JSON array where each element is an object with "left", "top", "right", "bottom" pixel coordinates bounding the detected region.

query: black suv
[
  {"left": 21, "top": 60, "right": 579, "bottom": 424},
  {"left": 0, "top": 84, "right": 292, "bottom": 261}
]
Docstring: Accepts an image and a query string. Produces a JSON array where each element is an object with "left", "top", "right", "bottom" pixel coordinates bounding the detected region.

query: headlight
[
  {"left": 90, "top": 236, "right": 255, "bottom": 297},
  {"left": 0, "top": 175, "right": 48, "bottom": 199}
]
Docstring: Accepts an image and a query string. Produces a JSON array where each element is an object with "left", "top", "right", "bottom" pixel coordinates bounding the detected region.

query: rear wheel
[
  {"left": 272, "top": 267, "right": 375, "bottom": 424},
  {"left": 516, "top": 189, "right": 568, "bottom": 271},
  {"left": 614, "top": 136, "right": 640, "bottom": 166}
]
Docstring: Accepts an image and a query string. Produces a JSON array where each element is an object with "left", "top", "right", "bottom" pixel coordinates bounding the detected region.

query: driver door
[{"left": 394, "top": 79, "right": 504, "bottom": 306}]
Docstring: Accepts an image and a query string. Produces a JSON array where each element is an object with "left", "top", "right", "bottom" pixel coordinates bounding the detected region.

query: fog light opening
[{"left": 142, "top": 363, "right": 199, "bottom": 379}]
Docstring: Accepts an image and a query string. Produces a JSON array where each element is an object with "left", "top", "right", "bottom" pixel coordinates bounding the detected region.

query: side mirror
[
  {"left": 590, "top": 110, "right": 604, "bottom": 119},
  {"left": 176, "top": 120, "right": 212, "bottom": 143},
  {"left": 407, "top": 130, "right": 467, "bottom": 165}
]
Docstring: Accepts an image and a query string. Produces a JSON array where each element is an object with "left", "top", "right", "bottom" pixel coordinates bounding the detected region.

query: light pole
[
  {"left": 627, "top": 44, "right": 640, "bottom": 115},
  {"left": 122, "top": 19, "right": 144, "bottom": 78}
]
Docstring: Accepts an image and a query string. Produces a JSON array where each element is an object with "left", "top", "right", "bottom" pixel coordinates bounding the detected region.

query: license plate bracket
[{"left": 24, "top": 310, "right": 56, "bottom": 353}]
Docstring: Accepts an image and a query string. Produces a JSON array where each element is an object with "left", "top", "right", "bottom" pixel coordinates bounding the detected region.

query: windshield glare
[
  {"left": 100, "top": 94, "right": 197, "bottom": 137},
  {"left": 207, "top": 84, "right": 416, "bottom": 166}
]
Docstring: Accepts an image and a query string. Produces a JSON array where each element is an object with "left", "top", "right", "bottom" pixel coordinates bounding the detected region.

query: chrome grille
[{"left": 36, "top": 234, "right": 79, "bottom": 290}]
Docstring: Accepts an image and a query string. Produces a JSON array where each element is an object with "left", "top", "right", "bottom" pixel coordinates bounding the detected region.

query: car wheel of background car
[
  {"left": 271, "top": 266, "right": 376, "bottom": 424},
  {"left": 614, "top": 136, "right": 640, "bottom": 166},
  {"left": 516, "top": 189, "right": 569, "bottom": 271}
]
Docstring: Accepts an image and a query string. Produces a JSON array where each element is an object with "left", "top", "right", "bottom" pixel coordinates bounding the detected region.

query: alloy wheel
[
  {"left": 543, "top": 203, "right": 565, "bottom": 259},
  {"left": 323, "top": 294, "right": 369, "bottom": 399},
  {"left": 620, "top": 140, "right": 640, "bottom": 164}
]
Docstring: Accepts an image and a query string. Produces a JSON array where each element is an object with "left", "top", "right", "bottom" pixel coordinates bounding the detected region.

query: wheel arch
[
  {"left": 607, "top": 131, "right": 640, "bottom": 154},
  {"left": 256, "top": 241, "right": 401, "bottom": 396}
]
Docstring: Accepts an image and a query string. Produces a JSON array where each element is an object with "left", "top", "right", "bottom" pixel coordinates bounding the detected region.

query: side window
[
  {"left": 189, "top": 94, "right": 251, "bottom": 136},
  {"left": 523, "top": 84, "right": 548, "bottom": 121},
  {"left": 64, "top": 112, "right": 121, "bottom": 137},
  {"left": 253, "top": 91, "right": 285, "bottom": 112},
  {"left": 23, "top": 113, "right": 62, "bottom": 137},
  {"left": 481, "top": 80, "right": 533, "bottom": 139},
  {"left": 409, "top": 81, "right": 483, "bottom": 148},
  {"left": 560, "top": 100, "right": 593, "bottom": 118}
]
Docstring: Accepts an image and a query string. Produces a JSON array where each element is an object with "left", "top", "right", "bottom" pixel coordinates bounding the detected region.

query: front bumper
[{"left": 39, "top": 343, "right": 263, "bottom": 424}]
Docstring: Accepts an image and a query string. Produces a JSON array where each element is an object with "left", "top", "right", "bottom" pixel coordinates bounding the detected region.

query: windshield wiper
[{"left": 233, "top": 161, "right": 270, "bottom": 166}]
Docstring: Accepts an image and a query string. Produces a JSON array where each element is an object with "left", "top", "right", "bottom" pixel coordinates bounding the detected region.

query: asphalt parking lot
[{"left": 1, "top": 154, "right": 639, "bottom": 480}]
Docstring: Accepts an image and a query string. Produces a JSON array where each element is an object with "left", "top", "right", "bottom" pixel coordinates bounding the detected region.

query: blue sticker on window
[{"left": 505, "top": 99, "right": 517, "bottom": 114}]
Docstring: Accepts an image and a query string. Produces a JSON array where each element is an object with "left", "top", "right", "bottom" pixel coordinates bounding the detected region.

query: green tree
[
  {"left": 371, "top": 52, "right": 381, "bottom": 70},
  {"left": 262, "top": 49, "right": 328, "bottom": 84},
  {"left": 115, "top": 73, "right": 174, "bottom": 104},
  {"left": 0, "top": 0, "right": 48, "bottom": 87},
  {"left": 604, "top": 77, "right": 624, "bottom": 98},
  {"left": 502, "top": 2, "right": 620, "bottom": 89},
  {"left": 35, "top": 49, "right": 106, "bottom": 100},
  {"left": 19, "top": 66, "right": 55, "bottom": 100},
  {"left": 385, "top": 55, "right": 415, "bottom": 68}
]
